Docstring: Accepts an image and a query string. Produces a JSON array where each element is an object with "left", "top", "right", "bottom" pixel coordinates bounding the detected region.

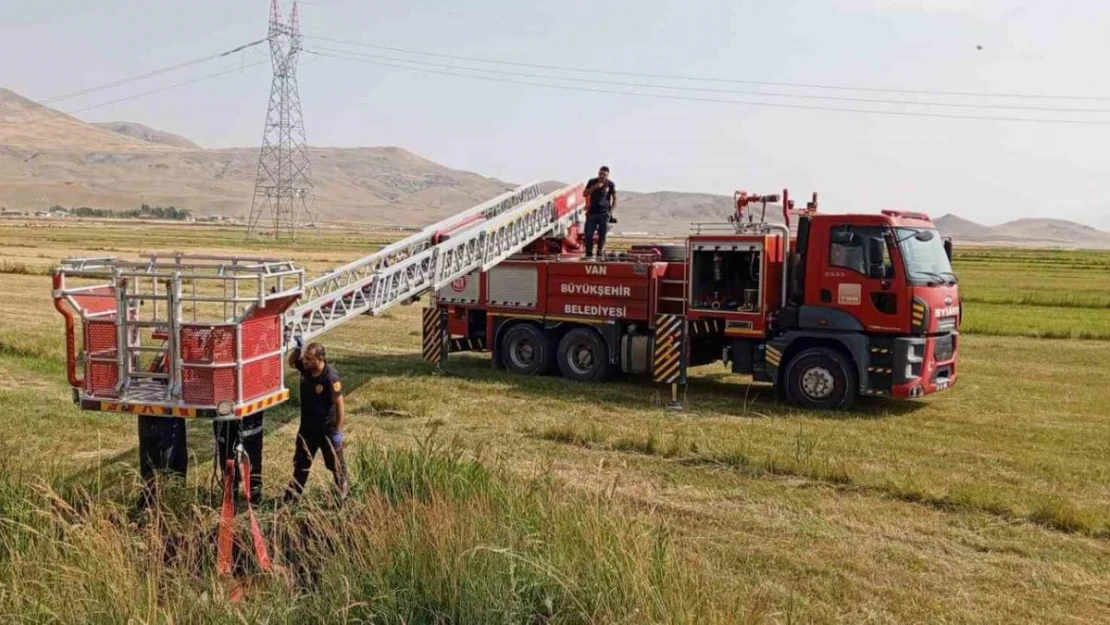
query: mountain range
[{"left": 1, "top": 87, "right": 1108, "bottom": 247}]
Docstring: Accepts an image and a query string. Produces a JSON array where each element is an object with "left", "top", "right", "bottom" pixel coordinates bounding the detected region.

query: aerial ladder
[
  {"left": 48, "top": 179, "right": 585, "bottom": 585},
  {"left": 52, "top": 181, "right": 587, "bottom": 420}
]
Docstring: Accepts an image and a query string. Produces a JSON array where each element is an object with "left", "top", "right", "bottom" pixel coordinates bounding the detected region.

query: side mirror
[
  {"left": 914, "top": 229, "right": 936, "bottom": 242},
  {"left": 943, "top": 238, "right": 953, "bottom": 262},
  {"left": 867, "top": 237, "right": 886, "bottom": 279}
]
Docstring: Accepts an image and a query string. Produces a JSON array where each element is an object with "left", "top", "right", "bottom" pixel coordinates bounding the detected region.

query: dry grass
[{"left": 3, "top": 223, "right": 1110, "bottom": 623}]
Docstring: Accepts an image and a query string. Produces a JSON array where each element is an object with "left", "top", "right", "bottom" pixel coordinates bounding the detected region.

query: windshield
[{"left": 896, "top": 228, "right": 955, "bottom": 285}]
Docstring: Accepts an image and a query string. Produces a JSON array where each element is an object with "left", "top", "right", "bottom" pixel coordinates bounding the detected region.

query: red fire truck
[{"left": 424, "top": 189, "right": 960, "bottom": 410}]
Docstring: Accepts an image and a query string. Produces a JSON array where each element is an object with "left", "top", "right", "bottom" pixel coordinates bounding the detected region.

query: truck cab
[{"left": 768, "top": 209, "right": 960, "bottom": 408}]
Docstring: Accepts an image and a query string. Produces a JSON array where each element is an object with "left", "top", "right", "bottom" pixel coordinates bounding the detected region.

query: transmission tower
[{"left": 246, "top": 0, "right": 315, "bottom": 241}]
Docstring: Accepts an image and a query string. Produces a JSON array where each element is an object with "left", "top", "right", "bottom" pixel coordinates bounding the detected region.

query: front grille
[
  {"left": 937, "top": 315, "right": 958, "bottom": 332},
  {"left": 933, "top": 334, "right": 955, "bottom": 362}
]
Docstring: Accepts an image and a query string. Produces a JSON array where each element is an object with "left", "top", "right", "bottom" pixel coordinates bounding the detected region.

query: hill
[
  {"left": 0, "top": 88, "right": 175, "bottom": 152},
  {"left": 991, "top": 218, "right": 1110, "bottom": 246},
  {"left": 0, "top": 87, "right": 1107, "bottom": 244},
  {"left": 934, "top": 214, "right": 993, "bottom": 239},
  {"left": 92, "top": 121, "right": 200, "bottom": 149}
]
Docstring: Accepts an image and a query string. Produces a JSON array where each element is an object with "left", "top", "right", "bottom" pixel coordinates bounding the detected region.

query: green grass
[
  {"left": 953, "top": 247, "right": 1110, "bottom": 334},
  {"left": 4, "top": 224, "right": 1110, "bottom": 622},
  {"left": 959, "top": 301, "right": 1110, "bottom": 339},
  {"left": 0, "top": 441, "right": 736, "bottom": 624}
]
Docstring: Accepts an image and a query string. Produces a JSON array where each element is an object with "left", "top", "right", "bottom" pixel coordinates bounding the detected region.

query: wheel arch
[{"left": 773, "top": 332, "right": 869, "bottom": 389}]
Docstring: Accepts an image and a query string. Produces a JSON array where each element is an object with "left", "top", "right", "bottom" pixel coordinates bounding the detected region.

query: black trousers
[
  {"left": 584, "top": 212, "right": 610, "bottom": 256},
  {"left": 137, "top": 415, "right": 188, "bottom": 508},
  {"left": 285, "top": 425, "right": 348, "bottom": 499},
  {"left": 213, "top": 411, "right": 264, "bottom": 502}
]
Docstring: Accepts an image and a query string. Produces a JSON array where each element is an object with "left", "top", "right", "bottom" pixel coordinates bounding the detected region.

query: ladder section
[
  {"left": 287, "top": 182, "right": 585, "bottom": 344},
  {"left": 299, "top": 182, "right": 542, "bottom": 304}
]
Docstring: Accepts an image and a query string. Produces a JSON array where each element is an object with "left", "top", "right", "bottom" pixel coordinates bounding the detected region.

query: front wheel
[
  {"left": 783, "top": 347, "right": 858, "bottom": 410},
  {"left": 556, "top": 328, "right": 613, "bottom": 382}
]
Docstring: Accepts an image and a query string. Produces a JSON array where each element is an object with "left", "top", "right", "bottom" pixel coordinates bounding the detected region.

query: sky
[{"left": 1, "top": 0, "right": 1109, "bottom": 229}]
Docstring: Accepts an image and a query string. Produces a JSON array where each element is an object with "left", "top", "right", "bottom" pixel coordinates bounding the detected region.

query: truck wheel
[
  {"left": 783, "top": 347, "right": 858, "bottom": 411},
  {"left": 500, "top": 324, "right": 555, "bottom": 376},
  {"left": 557, "top": 328, "right": 612, "bottom": 382}
]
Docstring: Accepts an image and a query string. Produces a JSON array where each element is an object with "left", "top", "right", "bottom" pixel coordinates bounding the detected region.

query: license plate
[{"left": 936, "top": 379, "right": 950, "bottom": 391}]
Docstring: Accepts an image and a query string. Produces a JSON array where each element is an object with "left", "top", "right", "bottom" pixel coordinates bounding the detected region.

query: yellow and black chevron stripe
[
  {"left": 765, "top": 344, "right": 783, "bottom": 369},
  {"left": 91, "top": 401, "right": 197, "bottom": 417},
  {"left": 867, "top": 366, "right": 893, "bottom": 375},
  {"left": 912, "top": 299, "right": 926, "bottom": 331},
  {"left": 235, "top": 389, "right": 289, "bottom": 417},
  {"left": 870, "top": 347, "right": 892, "bottom": 355},
  {"left": 449, "top": 337, "right": 487, "bottom": 352},
  {"left": 422, "top": 307, "right": 446, "bottom": 363},
  {"left": 83, "top": 387, "right": 291, "bottom": 420},
  {"left": 652, "top": 314, "right": 684, "bottom": 383}
]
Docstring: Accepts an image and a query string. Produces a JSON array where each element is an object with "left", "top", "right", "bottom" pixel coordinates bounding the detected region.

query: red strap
[
  {"left": 216, "top": 459, "right": 235, "bottom": 577},
  {"left": 237, "top": 455, "right": 272, "bottom": 571}
]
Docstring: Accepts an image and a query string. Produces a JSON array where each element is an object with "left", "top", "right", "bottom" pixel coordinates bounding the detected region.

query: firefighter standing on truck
[
  {"left": 583, "top": 165, "right": 617, "bottom": 258},
  {"left": 284, "top": 340, "right": 349, "bottom": 502}
]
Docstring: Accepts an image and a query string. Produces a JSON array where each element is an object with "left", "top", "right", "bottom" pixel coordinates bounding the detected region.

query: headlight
[{"left": 217, "top": 400, "right": 233, "bottom": 416}]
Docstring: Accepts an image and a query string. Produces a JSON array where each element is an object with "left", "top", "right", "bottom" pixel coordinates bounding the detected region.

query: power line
[
  {"left": 64, "top": 61, "right": 269, "bottom": 116},
  {"left": 4, "top": 60, "right": 268, "bottom": 126},
  {"left": 308, "top": 44, "right": 1110, "bottom": 115},
  {"left": 0, "top": 39, "right": 268, "bottom": 117},
  {"left": 310, "top": 49, "right": 1110, "bottom": 126},
  {"left": 304, "top": 33, "right": 1110, "bottom": 102}
]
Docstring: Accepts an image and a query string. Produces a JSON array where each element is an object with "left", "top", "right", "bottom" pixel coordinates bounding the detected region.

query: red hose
[{"left": 52, "top": 272, "right": 81, "bottom": 388}]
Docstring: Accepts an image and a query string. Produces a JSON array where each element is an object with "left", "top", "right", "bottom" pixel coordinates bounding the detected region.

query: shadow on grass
[
  {"left": 62, "top": 396, "right": 303, "bottom": 496},
  {"left": 59, "top": 346, "right": 922, "bottom": 498},
  {"left": 328, "top": 350, "right": 925, "bottom": 421}
]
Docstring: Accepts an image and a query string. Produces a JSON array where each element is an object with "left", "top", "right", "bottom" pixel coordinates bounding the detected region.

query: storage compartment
[{"left": 689, "top": 242, "right": 763, "bottom": 313}]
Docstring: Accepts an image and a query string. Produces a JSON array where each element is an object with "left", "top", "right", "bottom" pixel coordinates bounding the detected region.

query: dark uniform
[
  {"left": 212, "top": 411, "right": 264, "bottom": 502},
  {"left": 583, "top": 176, "right": 616, "bottom": 257},
  {"left": 285, "top": 358, "right": 348, "bottom": 500},
  {"left": 137, "top": 415, "right": 188, "bottom": 509}
]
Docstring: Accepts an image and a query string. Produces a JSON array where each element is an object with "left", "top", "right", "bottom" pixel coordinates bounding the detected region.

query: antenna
[{"left": 246, "top": 0, "right": 315, "bottom": 241}]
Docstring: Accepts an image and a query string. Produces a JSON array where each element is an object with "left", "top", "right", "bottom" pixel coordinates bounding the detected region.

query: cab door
[{"left": 807, "top": 222, "right": 908, "bottom": 333}]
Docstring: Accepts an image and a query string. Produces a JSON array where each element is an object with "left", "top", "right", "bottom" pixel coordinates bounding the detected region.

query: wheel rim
[
  {"left": 509, "top": 339, "right": 536, "bottom": 368},
  {"left": 800, "top": 366, "right": 836, "bottom": 400},
  {"left": 567, "top": 343, "right": 596, "bottom": 375}
]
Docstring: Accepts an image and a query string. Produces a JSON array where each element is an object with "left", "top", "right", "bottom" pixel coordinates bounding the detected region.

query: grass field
[{"left": 2, "top": 221, "right": 1110, "bottom": 623}]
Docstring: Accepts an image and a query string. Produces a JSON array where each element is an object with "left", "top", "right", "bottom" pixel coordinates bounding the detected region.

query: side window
[{"left": 829, "top": 226, "right": 893, "bottom": 277}]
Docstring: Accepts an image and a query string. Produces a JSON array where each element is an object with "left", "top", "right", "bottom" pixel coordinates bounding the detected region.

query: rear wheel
[
  {"left": 557, "top": 328, "right": 612, "bottom": 382},
  {"left": 500, "top": 324, "right": 555, "bottom": 376},
  {"left": 783, "top": 347, "right": 858, "bottom": 410}
]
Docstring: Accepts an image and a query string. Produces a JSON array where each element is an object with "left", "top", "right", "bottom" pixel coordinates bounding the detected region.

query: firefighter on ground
[
  {"left": 583, "top": 165, "right": 617, "bottom": 258},
  {"left": 284, "top": 340, "right": 350, "bottom": 501}
]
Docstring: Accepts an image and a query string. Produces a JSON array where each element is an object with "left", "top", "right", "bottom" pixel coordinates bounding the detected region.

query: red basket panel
[
  {"left": 180, "top": 326, "right": 236, "bottom": 364},
  {"left": 181, "top": 365, "right": 236, "bottom": 405},
  {"left": 242, "top": 355, "right": 282, "bottom": 402},
  {"left": 86, "top": 360, "right": 118, "bottom": 397},
  {"left": 84, "top": 320, "right": 117, "bottom": 357},
  {"left": 241, "top": 316, "right": 281, "bottom": 360},
  {"left": 72, "top": 286, "right": 117, "bottom": 316}
]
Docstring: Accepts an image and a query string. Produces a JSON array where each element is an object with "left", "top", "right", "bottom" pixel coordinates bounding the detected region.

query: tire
[
  {"left": 629, "top": 243, "right": 687, "bottom": 262},
  {"left": 499, "top": 324, "right": 555, "bottom": 376},
  {"left": 783, "top": 347, "right": 858, "bottom": 411},
  {"left": 556, "top": 328, "right": 613, "bottom": 382}
]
